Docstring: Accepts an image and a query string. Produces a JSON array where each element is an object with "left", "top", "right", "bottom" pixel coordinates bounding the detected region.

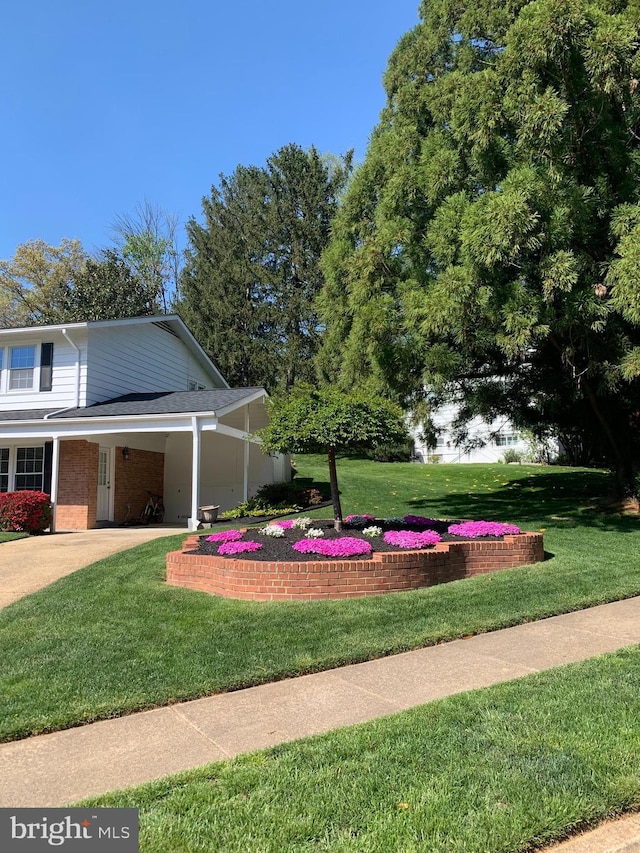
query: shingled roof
[{"left": 55, "top": 389, "right": 265, "bottom": 419}]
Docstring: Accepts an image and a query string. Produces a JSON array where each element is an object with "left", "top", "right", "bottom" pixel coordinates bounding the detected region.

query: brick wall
[
  {"left": 55, "top": 440, "right": 99, "bottom": 530},
  {"left": 113, "top": 447, "right": 165, "bottom": 524},
  {"left": 166, "top": 533, "right": 545, "bottom": 601}
]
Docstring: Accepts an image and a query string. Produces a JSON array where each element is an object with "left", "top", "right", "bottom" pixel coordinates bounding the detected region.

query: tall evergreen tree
[
  {"left": 319, "top": 0, "right": 640, "bottom": 492},
  {"left": 179, "top": 144, "right": 352, "bottom": 390}
]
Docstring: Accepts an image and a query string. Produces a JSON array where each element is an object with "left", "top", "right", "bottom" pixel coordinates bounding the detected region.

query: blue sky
[{"left": 1, "top": 0, "right": 421, "bottom": 260}]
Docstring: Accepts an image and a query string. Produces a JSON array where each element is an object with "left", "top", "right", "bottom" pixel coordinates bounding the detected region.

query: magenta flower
[
  {"left": 218, "top": 540, "right": 263, "bottom": 555},
  {"left": 206, "top": 529, "right": 243, "bottom": 542},
  {"left": 384, "top": 529, "right": 442, "bottom": 549},
  {"left": 292, "top": 537, "right": 372, "bottom": 558},
  {"left": 448, "top": 521, "right": 522, "bottom": 538},
  {"left": 273, "top": 519, "right": 295, "bottom": 529},
  {"left": 403, "top": 515, "right": 437, "bottom": 527}
]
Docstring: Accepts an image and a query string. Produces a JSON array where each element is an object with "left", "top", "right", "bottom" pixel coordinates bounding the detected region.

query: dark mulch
[{"left": 192, "top": 519, "right": 506, "bottom": 562}]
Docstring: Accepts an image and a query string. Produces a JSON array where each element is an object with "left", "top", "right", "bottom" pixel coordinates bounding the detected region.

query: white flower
[
  {"left": 261, "top": 524, "right": 285, "bottom": 538},
  {"left": 306, "top": 527, "right": 325, "bottom": 538},
  {"left": 293, "top": 517, "right": 313, "bottom": 529},
  {"left": 362, "top": 526, "right": 383, "bottom": 538}
]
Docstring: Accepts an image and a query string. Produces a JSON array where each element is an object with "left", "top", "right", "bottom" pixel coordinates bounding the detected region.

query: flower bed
[{"left": 166, "top": 516, "right": 545, "bottom": 601}]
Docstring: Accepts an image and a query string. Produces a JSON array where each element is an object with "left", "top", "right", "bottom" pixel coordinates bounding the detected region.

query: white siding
[
  {"left": 163, "top": 431, "right": 280, "bottom": 521},
  {"left": 85, "top": 323, "right": 223, "bottom": 404},
  {"left": 411, "top": 403, "right": 533, "bottom": 464},
  {"left": 0, "top": 330, "right": 88, "bottom": 413}
]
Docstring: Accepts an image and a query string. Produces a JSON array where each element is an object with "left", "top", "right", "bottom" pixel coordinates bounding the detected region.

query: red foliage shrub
[{"left": 0, "top": 490, "right": 52, "bottom": 533}]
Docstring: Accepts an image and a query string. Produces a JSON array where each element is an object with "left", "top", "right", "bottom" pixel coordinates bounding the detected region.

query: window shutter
[{"left": 40, "top": 342, "right": 54, "bottom": 391}]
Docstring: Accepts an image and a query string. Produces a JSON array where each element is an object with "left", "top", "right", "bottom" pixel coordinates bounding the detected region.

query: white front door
[{"left": 97, "top": 447, "right": 111, "bottom": 521}]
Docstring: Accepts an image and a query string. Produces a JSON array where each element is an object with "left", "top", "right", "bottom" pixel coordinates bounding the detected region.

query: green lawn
[
  {"left": 2, "top": 458, "right": 640, "bottom": 745},
  {"left": 0, "top": 532, "right": 28, "bottom": 543},
  {"left": 86, "top": 645, "right": 640, "bottom": 852}
]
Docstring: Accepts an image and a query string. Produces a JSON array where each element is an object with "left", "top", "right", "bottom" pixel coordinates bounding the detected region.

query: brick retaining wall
[{"left": 166, "top": 533, "right": 544, "bottom": 601}]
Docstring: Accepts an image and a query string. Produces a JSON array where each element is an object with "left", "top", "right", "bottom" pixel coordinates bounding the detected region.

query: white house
[
  {"left": 0, "top": 315, "right": 288, "bottom": 531},
  {"left": 411, "top": 402, "right": 536, "bottom": 464}
]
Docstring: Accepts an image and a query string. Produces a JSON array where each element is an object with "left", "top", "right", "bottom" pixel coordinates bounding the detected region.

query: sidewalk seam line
[{"left": 169, "top": 706, "right": 233, "bottom": 758}]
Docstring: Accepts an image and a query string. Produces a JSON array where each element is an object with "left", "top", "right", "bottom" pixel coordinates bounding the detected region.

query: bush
[
  {"left": 253, "top": 481, "right": 329, "bottom": 507},
  {"left": 0, "top": 490, "right": 52, "bottom": 533},
  {"left": 359, "top": 438, "right": 414, "bottom": 463},
  {"left": 502, "top": 449, "right": 523, "bottom": 464},
  {"left": 219, "top": 480, "right": 329, "bottom": 520}
]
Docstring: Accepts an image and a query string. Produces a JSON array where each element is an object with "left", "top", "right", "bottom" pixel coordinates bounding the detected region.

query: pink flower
[
  {"left": 384, "top": 530, "right": 442, "bottom": 549},
  {"left": 206, "top": 529, "right": 243, "bottom": 542},
  {"left": 273, "top": 519, "right": 295, "bottom": 529},
  {"left": 403, "top": 515, "right": 437, "bottom": 527},
  {"left": 448, "top": 521, "right": 522, "bottom": 538},
  {"left": 218, "top": 540, "right": 263, "bottom": 555},
  {"left": 292, "top": 537, "right": 372, "bottom": 558}
]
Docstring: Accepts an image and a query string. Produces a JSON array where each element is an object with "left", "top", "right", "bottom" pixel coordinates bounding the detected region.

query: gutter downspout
[
  {"left": 44, "top": 329, "right": 81, "bottom": 420},
  {"left": 62, "top": 328, "right": 81, "bottom": 410}
]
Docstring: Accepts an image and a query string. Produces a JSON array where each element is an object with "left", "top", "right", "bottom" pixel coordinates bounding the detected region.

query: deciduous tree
[
  {"left": 257, "top": 386, "right": 408, "bottom": 529},
  {"left": 0, "top": 239, "right": 87, "bottom": 327},
  {"left": 111, "top": 200, "right": 181, "bottom": 314}
]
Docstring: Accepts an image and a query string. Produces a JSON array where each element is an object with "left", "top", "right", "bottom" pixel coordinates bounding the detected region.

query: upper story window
[
  {"left": 0, "top": 342, "right": 54, "bottom": 393},
  {"left": 9, "top": 346, "right": 36, "bottom": 390},
  {"left": 188, "top": 380, "right": 206, "bottom": 391}
]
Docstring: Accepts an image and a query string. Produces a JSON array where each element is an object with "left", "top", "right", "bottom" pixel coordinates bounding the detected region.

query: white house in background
[
  {"left": 411, "top": 402, "right": 535, "bottom": 464},
  {"left": 0, "top": 315, "right": 288, "bottom": 531}
]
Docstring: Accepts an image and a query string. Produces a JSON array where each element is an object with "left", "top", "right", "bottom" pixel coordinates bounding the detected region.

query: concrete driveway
[{"left": 0, "top": 525, "right": 186, "bottom": 608}]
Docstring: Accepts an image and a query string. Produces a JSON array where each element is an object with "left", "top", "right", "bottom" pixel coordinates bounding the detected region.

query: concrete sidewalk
[
  {"left": 0, "top": 525, "right": 185, "bottom": 608},
  {"left": 547, "top": 813, "right": 640, "bottom": 853},
  {"left": 1, "top": 595, "right": 640, "bottom": 853}
]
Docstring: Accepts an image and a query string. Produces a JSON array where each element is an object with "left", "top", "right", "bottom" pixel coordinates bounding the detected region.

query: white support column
[
  {"left": 188, "top": 416, "right": 201, "bottom": 531},
  {"left": 243, "top": 406, "right": 250, "bottom": 502},
  {"left": 49, "top": 437, "right": 60, "bottom": 533}
]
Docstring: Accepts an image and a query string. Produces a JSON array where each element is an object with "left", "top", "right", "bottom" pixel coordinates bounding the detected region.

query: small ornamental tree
[{"left": 257, "top": 386, "right": 409, "bottom": 530}]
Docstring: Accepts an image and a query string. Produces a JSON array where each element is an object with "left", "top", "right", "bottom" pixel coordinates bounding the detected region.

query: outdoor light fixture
[{"left": 122, "top": 447, "right": 130, "bottom": 461}]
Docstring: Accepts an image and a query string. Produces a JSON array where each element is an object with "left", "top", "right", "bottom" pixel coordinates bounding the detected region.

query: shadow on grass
[
  {"left": 409, "top": 469, "right": 640, "bottom": 532},
  {"left": 294, "top": 462, "right": 640, "bottom": 533}
]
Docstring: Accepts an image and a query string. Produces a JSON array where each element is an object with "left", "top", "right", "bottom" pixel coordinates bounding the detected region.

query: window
[
  {"left": 188, "top": 380, "right": 206, "bottom": 391},
  {"left": 14, "top": 447, "right": 44, "bottom": 491},
  {"left": 9, "top": 346, "right": 35, "bottom": 390},
  {"left": 0, "top": 449, "right": 8, "bottom": 492},
  {"left": 495, "top": 432, "right": 519, "bottom": 447},
  {"left": 39, "top": 342, "right": 54, "bottom": 391}
]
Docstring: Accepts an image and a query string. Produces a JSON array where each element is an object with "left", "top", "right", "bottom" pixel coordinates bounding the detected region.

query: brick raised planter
[{"left": 166, "top": 532, "right": 544, "bottom": 601}]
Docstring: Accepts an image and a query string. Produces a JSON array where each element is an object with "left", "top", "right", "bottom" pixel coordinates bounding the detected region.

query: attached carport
[{"left": 0, "top": 388, "right": 286, "bottom": 531}]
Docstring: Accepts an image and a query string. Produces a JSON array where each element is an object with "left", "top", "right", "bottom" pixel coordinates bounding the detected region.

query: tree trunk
[
  {"left": 327, "top": 445, "right": 343, "bottom": 531},
  {"left": 583, "top": 379, "right": 637, "bottom": 496}
]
